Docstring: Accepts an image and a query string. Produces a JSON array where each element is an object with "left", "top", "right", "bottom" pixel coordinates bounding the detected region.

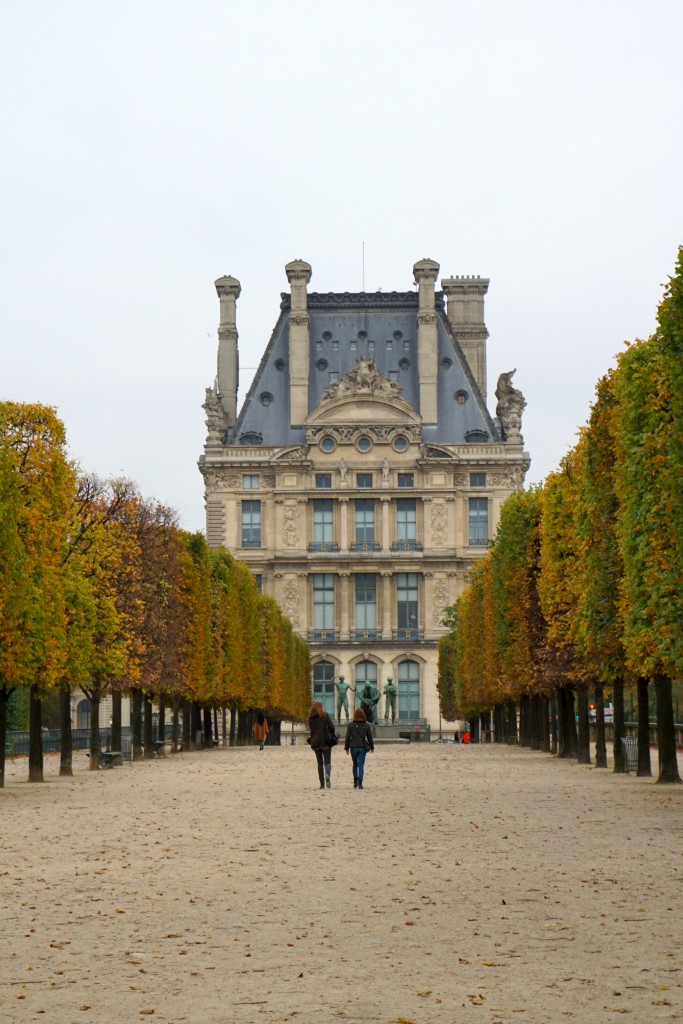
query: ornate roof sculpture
[{"left": 320, "top": 356, "right": 404, "bottom": 404}]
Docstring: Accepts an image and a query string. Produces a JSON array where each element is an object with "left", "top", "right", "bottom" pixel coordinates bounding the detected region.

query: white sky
[{"left": 2, "top": 0, "right": 681, "bottom": 533}]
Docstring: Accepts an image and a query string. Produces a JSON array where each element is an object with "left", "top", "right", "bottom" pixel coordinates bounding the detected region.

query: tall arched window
[
  {"left": 313, "top": 661, "right": 335, "bottom": 717},
  {"left": 398, "top": 661, "right": 420, "bottom": 721},
  {"left": 77, "top": 698, "right": 91, "bottom": 731}
]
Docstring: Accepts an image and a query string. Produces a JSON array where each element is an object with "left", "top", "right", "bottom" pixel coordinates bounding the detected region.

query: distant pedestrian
[
  {"left": 462, "top": 729, "right": 470, "bottom": 745},
  {"left": 344, "top": 707, "right": 374, "bottom": 789},
  {"left": 307, "top": 701, "right": 337, "bottom": 790},
  {"left": 454, "top": 731, "right": 460, "bottom": 744},
  {"left": 253, "top": 712, "right": 269, "bottom": 751}
]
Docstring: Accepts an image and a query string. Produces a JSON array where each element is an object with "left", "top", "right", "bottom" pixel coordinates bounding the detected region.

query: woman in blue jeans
[{"left": 344, "top": 707, "right": 374, "bottom": 789}]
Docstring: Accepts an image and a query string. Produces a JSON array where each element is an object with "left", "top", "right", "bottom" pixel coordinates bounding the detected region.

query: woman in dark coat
[
  {"left": 308, "top": 701, "right": 336, "bottom": 790},
  {"left": 344, "top": 707, "right": 374, "bottom": 789}
]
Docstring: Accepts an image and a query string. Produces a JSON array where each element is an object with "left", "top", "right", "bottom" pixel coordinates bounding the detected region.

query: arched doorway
[
  {"left": 77, "top": 698, "right": 91, "bottom": 731},
  {"left": 313, "top": 660, "right": 335, "bottom": 717},
  {"left": 398, "top": 660, "right": 420, "bottom": 721}
]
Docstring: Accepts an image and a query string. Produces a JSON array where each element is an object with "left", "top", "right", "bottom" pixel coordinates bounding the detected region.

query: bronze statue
[
  {"left": 333, "top": 676, "right": 355, "bottom": 722},
  {"left": 383, "top": 677, "right": 397, "bottom": 723},
  {"left": 357, "top": 680, "right": 381, "bottom": 725}
]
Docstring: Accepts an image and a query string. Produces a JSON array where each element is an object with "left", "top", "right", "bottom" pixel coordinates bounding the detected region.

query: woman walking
[
  {"left": 308, "top": 701, "right": 336, "bottom": 789},
  {"left": 344, "top": 707, "right": 374, "bottom": 789},
  {"left": 252, "top": 711, "right": 269, "bottom": 750}
]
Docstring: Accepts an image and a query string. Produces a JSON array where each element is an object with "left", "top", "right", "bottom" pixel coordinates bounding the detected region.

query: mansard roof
[{"left": 230, "top": 291, "right": 499, "bottom": 446}]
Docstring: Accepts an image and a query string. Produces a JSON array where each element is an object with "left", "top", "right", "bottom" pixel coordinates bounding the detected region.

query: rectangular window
[
  {"left": 332, "top": 339, "right": 339, "bottom": 351},
  {"left": 396, "top": 498, "right": 417, "bottom": 543},
  {"left": 398, "top": 473, "right": 414, "bottom": 488},
  {"left": 355, "top": 574, "right": 377, "bottom": 629},
  {"left": 329, "top": 371, "right": 339, "bottom": 382},
  {"left": 386, "top": 339, "right": 393, "bottom": 351},
  {"left": 404, "top": 340, "right": 411, "bottom": 352},
  {"left": 315, "top": 340, "right": 322, "bottom": 351},
  {"left": 356, "top": 473, "right": 373, "bottom": 489},
  {"left": 468, "top": 497, "right": 489, "bottom": 546},
  {"left": 368, "top": 340, "right": 375, "bottom": 355},
  {"left": 243, "top": 474, "right": 260, "bottom": 490},
  {"left": 350, "top": 339, "right": 357, "bottom": 350},
  {"left": 355, "top": 499, "right": 375, "bottom": 544},
  {"left": 313, "top": 499, "right": 334, "bottom": 544},
  {"left": 315, "top": 473, "right": 332, "bottom": 489},
  {"left": 313, "top": 574, "right": 335, "bottom": 629},
  {"left": 470, "top": 472, "right": 486, "bottom": 488},
  {"left": 254, "top": 574, "right": 263, "bottom": 593},
  {"left": 241, "top": 500, "right": 261, "bottom": 548},
  {"left": 397, "top": 573, "right": 419, "bottom": 630},
  {"left": 388, "top": 370, "right": 399, "bottom": 382}
]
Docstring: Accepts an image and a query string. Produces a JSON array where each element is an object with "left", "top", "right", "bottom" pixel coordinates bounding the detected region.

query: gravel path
[{"left": 1, "top": 742, "right": 681, "bottom": 1023}]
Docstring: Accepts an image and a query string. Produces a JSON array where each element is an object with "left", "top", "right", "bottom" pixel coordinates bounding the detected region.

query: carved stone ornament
[
  {"left": 202, "top": 385, "right": 225, "bottom": 445},
  {"left": 201, "top": 468, "right": 224, "bottom": 493},
  {"left": 282, "top": 505, "right": 300, "bottom": 548},
  {"left": 274, "top": 446, "right": 308, "bottom": 462},
  {"left": 307, "top": 423, "right": 422, "bottom": 445},
  {"left": 495, "top": 369, "right": 526, "bottom": 443},
  {"left": 417, "top": 311, "right": 438, "bottom": 325},
  {"left": 289, "top": 313, "right": 310, "bottom": 326},
  {"left": 432, "top": 580, "right": 450, "bottom": 624},
  {"left": 320, "top": 356, "right": 404, "bottom": 403},
  {"left": 282, "top": 580, "right": 300, "bottom": 628},
  {"left": 453, "top": 472, "right": 468, "bottom": 487},
  {"left": 490, "top": 466, "right": 526, "bottom": 488},
  {"left": 431, "top": 503, "right": 448, "bottom": 546}
]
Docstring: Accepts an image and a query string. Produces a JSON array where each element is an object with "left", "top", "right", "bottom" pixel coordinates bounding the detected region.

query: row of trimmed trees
[
  {"left": 0, "top": 402, "right": 311, "bottom": 787},
  {"left": 438, "top": 249, "right": 683, "bottom": 784}
]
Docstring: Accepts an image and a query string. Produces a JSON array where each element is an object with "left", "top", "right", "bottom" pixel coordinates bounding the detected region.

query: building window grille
[
  {"left": 243, "top": 474, "right": 260, "bottom": 490},
  {"left": 396, "top": 572, "right": 419, "bottom": 631},
  {"left": 468, "top": 497, "right": 489, "bottom": 546},
  {"left": 313, "top": 574, "right": 335, "bottom": 630},
  {"left": 354, "top": 574, "right": 377, "bottom": 630},
  {"left": 396, "top": 499, "right": 417, "bottom": 544},
  {"left": 398, "top": 660, "right": 420, "bottom": 721},
  {"left": 354, "top": 499, "right": 375, "bottom": 544},
  {"left": 313, "top": 660, "right": 336, "bottom": 717},
  {"left": 313, "top": 500, "right": 334, "bottom": 545},
  {"left": 241, "top": 500, "right": 261, "bottom": 548},
  {"left": 315, "top": 473, "right": 332, "bottom": 489},
  {"left": 356, "top": 473, "right": 372, "bottom": 489},
  {"left": 470, "top": 472, "right": 486, "bottom": 488},
  {"left": 397, "top": 473, "right": 414, "bottom": 488}
]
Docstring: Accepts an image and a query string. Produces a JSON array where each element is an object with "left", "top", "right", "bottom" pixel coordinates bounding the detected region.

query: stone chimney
[
  {"left": 285, "top": 259, "right": 312, "bottom": 425},
  {"left": 413, "top": 258, "right": 440, "bottom": 424},
  {"left": 214, "top": 275, "right": 241, "bottom": 425},
  {"left": 441, "top": 275, "right": 490, "bottom": 401}
]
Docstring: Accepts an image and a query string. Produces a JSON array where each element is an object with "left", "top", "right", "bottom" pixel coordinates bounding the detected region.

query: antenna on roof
[{"left": 362, "top": 241, "right": 365, "bottom": 292}]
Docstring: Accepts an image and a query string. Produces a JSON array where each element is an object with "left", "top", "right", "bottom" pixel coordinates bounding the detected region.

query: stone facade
[{"left": 199, "top": 259, "right": 530, "bottom": 728}]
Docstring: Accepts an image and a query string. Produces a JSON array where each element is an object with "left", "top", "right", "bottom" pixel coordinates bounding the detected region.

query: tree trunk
[
  {"left": 87, "top": 687, "right": 101, "bottom": 771},
  {"left": 158, "top": 694, "right": 166, "bottom": 747},
  {"left": 653, "top": 674, "right": 682, "bottom": 784},
  {"left": 59, "top": 687, "right": 73, "bottom": 776},
  {"left": 636, "top": 676, "right": 652, "bottom": 777},
  {"left": 143, "top": 697, "right": 154, "bottom": 759},
  {"left": 111, "top": 690, "right": 122, "bottom": 756},
  {"left": 28, "top": 685, "right": 45, "bottom": 782},
  {"left": 213, "top": 707, "right": 219, "bottom": 745},
  {"left": 192, "top": 702, "right": 202, "bottom": 748},
  {"left": 550, "top": 691, "right": 558, "bottom": 755},
  {"left": 594, "top": 681, "right": 607, "bottom": 768},
  {"left": 229, "top": 704, "right": 237, "bottom": 746},
  {"left": 612, "top": 675, "right": 626, "bottom": 773},
  {"left": 566, "top": 688, "right": 578, "bottom": 758},
  {"left": 576, "top": 686, "right": 591, "bottom": 764},
  {"left": 203, "top": 706, "right": 213, "bottom": 748},
  {"left": 505, "top": 701, "right": 518, "bottom": 744},
  {"left": 222, "top": 706, "right": 227, "bottom": 746},
  {"left": 541, "top": 694, "right": 550, "bottom": 752},
  {"left": 519, "top": 694, "right": 530, "bottom": 747},
  {"left": 182, "top": 699, "right": 191, "bottom": 751},
  {"left": 271, "top": 718, "right": 281, "bottom": 745},
  {"left": 172, "top": 696, "right": 180, "bottom": 753},
  {"left": 557, "top": 688, "right": 567, "bottom": 758},
  {"left": 0, "top": 684, "right": 14, "bottom": 788},
  {"left": 131, "top": 690, "right": 143, "bottom": 761}
]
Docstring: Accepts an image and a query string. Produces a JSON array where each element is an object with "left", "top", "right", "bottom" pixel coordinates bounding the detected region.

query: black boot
[{"left": 353, "top": 777, "right": 358, "bottom": 788}]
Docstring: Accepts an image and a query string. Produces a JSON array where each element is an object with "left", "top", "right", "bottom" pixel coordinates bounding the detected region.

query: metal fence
[{"left": 4, "top": 724, "right": 179, "bottom": 758}]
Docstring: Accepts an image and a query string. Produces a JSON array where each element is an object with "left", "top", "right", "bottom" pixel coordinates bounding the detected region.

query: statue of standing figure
[
  {"left": 495, "top": 369, "right": 526, "bottom": 443},
  {"left": 333, "top": 675, "right": 355, "bottom": 722},
  {"left": 383, "top": 677, "right": 398, "bottom": 723},
  {"left": 356, "top": 679, "right": 381, "bottom": 725}
]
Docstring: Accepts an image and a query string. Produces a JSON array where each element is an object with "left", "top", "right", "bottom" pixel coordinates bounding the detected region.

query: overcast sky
[{"left": 2, "top": 0, "right": 681, "bottom": 533}]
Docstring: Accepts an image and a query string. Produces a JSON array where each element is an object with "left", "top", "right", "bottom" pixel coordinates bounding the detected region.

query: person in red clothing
[
  {"left": 252, "top": 711, "right": 269, "bottom": 750},
  {"left": 462, "top": 729, "right": 471, "bottom": 745}
]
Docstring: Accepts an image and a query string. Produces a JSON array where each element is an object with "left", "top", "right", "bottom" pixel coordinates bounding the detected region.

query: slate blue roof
[{"left": 230, "top": 291, "right": 499, "bottom": 445}]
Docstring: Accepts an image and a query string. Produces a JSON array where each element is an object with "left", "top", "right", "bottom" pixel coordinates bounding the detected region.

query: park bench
[
  {"left": 86, "top": 750, "right": 121, "bottom": 768},
  {"left": 621, "top": 735, "right": 638, "bottom": 773}
]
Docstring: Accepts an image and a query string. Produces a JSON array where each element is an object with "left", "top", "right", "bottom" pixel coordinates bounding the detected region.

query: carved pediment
[
  {"left": 320, "top": 357, "right": 403, "bottom": 403},
  {"left": 309, "top": 359, "right": 420, "bottom": 427}
]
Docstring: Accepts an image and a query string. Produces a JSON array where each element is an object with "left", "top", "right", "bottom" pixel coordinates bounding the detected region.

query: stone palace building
[{"left": 199, "top": 258, "right": 529, "bottom": 730}]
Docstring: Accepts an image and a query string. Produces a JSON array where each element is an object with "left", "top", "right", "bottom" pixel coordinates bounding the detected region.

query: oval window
[
  {"left": 320, "top": 436, "right": 336, "bottom": 453},
  {"left": 455, "top": 390, "right": 469, "bottom": 404},
  {"left": 259, "top": 392, "right": 273, "bottom": 406},
  {"left": 393, "top": 436, "right": 408, "bottom": 452},
  {"left": 357, "top": 436, "right": 373, "bottom": 453},
  {"left": 316, "top": 358, "right": 328, "bottom": 371}
]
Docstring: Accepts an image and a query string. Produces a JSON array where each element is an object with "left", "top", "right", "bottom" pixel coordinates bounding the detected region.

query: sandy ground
[{"left": 1, "top": 741, "right": 682, "bottom": 1024}]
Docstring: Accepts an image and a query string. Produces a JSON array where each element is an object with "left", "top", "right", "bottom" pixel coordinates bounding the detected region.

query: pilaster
[
  {"left": 285, "top": 259, "right": 312, "bottom": 426},
  {"left": 413, "top": 258, "right": 440, "bottom": 424},
  {"left": 214, "top": 275, "right": 241, "bottom": 425},
  {"left": 441, "top": 275, "right": 490, "bottom": 401}
]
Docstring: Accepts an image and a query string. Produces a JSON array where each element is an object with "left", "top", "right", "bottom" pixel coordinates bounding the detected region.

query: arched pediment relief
[
  {"left": 307, "top": 422, "right": 423, "bottom": 446},
  {"left": 320, "top": 356, "right": 404, "bottom": 404},
  {"left": 271, "top": 445, "right": 310, "bottom": 463},
  {"left": 419, "top": 444, "right": 459, "bottom": 461},
  {"left": 308, "top": 391, "right": 421, "bottom": 426}
]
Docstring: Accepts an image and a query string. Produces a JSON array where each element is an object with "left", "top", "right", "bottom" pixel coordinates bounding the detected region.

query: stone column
[
  {"left": 381, "top": 572, "right": 392, "bottom": 639},
  {"left": 413, "top": 258, "right": 440, "bottom": 425},
  {"left": 285, "top": 259, "right": 312, "bottom": 426},
  {"left": 339, "top": 572, "right": 350, "bottom": 640},
  {"left": 441, "top": 276, "right": 490, "bottom": 401},
  {"left": 339, "top": 497, "right": 349, "bottom": 552},
  {"left": 380, "top": 496, "right": 391, "bottom": 552},
  {"left": 214, "top": 275, "right": 241, "bottom": 425}
]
